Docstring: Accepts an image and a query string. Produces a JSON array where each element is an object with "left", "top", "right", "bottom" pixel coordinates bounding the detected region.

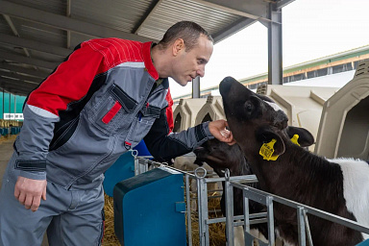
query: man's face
[{"left": 171, "top": 34, "right": 213, "bottom": 86}]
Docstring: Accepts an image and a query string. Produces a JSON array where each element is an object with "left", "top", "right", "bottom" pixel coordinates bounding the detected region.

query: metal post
[
  {"left": 243, "top": 189, "right": 250, "bottom": 232},
  {"left": 224, "top": 169, "right": 235, "bottom": 246},
  {"left": 243, "top": 189, "right": 251, "bottom": 246},
  {"left": 267, "top": 3, "right": 283, "bottom": 85},
  {"left": 297, "top": 206, "right": 307, "bottom": 246},
  {"left": 303, "top": 209, "right": 314, "bottom": 246},
  {"left": 185, "top": 174, "right": 193, "bottom": 246},
  {"left": 8, "top": 92, "right": 10, "bottom": 136},
  {"left": 195, "top": 167, "right": 209, "bottom": 246},
  {"left": 266, "top": 196, "right": 275, "bottom": 246},
  {"left": 192, "top": 77, "right": 200, "bottom": 98},
  {"left": 14, "top": 95, "right": 16, "bottom": 115},
  {"left": 2, "top": 87, "right": 4, "bottom": 120}
]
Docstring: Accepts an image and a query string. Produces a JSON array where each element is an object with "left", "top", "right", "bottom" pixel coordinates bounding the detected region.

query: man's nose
[{"left": 197, "top": 66, "right": 205, "bottom": 77}]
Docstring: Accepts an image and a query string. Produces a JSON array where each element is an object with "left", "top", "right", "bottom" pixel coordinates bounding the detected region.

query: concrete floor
[{"left": 0, "top": 136, "right": 49, "bottom": 246}]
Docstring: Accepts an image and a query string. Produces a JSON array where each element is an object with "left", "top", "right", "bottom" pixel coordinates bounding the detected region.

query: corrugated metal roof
[{"left": 0, "top": 0, "right": 295, "bottom": 96}]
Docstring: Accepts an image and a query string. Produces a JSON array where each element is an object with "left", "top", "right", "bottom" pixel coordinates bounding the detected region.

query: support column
[
  {"left": 267, "top": 4, "right": 283, "bottom": 85},
  {"left": 2, "top": 87, "right": 4, "bottom": 120},
  {"left": 192, "top": 77, "right": 200, "bottom": 98}
]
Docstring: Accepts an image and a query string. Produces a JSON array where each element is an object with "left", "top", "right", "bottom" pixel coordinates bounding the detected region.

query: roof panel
[
  {"left": 0, "top": 0, "right": 295, "bottom": 96},
  {"left": 71, "top": 0, "right": 152, "bottom": 33},
  {"left": 137, "top": 0, "right": 242, "bottom": 40},
  {"left": 5, "top": 0, "right": 66, "bottom": 15}
]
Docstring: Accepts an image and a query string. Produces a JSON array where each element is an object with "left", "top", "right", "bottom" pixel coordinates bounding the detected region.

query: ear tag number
[
  {"left": 290, "top": 134, "right": 300, "bottom": 146},
  {"left": 259, "top": 139, "right": 279, "bottom": 161}
]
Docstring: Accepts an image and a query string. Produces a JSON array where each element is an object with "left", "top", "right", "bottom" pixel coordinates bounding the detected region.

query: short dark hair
[{"left": 158, "top": 21, "right": 213, "bottom": 51}]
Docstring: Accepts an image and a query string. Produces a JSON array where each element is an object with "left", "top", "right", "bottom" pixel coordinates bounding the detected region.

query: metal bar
[
  {"left": 206, "top": 213, "right": 267, "bottom": 225},
  {"left": 0, "top": 63, "right": 50, "bottom": 78},
  {"left": 136, "top": 157, "right": 198, "bottom": 178},
  {"left": 266, "top": 196, "right": 275, "bottom": 246},
  {"left": 297, "top": 206, "right": 307, "bottom": 246},
  {"left": 197, "top": 176, "right": 209, "bottom": 245},
  {"left": 190, "top": 0, "right": 276, "bottom": 23},
  {"left": 0, "top": 34, "right": 71, "bottom": 57},
  {"left": 2, "top": 87, "right": 4, "bottom": 120},
  {"left": 132, "top": 0, "right": 162, "bottom": 35},
  {"left": 212, "top": 18, "right": 256, "bottom": 43},
  {"left": 267, "top": 4, "right": 283, "bottom": 85},
  {"left": 0, "top": 50, "right": 59, "bottom": 70},
  {"left": 192, "top": 77, "right": 200, "bottom": 98},
  {"left": 224, "top": 169, "right": 235, "bottom": 246},
  {"left": 276, "top": 0, "right": 296, "bottom": 9},
  {"left": 204, "top": 174, "right": 257, "bottom": 183},
  {"left": 232, "top": 182, "right": 369, "bottom": 235},
  {"left": 303, "top": 209, "right": 314, "bottom": 246},
  {"left": 243, "top": 189, "right": 250, "bottom": 231},
  {"left": 185, "top": 174, "right": 193, "bottom": 246}
]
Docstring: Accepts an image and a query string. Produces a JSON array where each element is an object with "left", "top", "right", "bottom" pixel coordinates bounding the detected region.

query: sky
[{"left": 169, "top": 0, "right": 369, "bottom": 98}]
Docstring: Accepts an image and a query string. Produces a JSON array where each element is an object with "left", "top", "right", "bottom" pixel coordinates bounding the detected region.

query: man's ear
[
  {"left": 285, "top": 126, "right": 315, "bottom": 147},
  {"left": 256, "top": 126, "right": 286, "bottom": 156},
  {"left": 172, "top": 38, "right": 185, "bottom": 56}
]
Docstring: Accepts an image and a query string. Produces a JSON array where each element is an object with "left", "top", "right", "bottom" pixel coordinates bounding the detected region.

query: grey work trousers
[{"left": 0, "top": 154, "right": 105, "bottom": 246}]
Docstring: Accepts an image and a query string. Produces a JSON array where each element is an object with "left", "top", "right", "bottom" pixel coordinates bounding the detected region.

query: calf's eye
[{"left": 244, "top": 101, "right": 254, "bottom": 113}]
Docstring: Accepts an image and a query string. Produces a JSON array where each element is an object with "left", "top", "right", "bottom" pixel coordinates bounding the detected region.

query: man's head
[{"left": 154, "top": 21, "right": 214, "bottom": 86}]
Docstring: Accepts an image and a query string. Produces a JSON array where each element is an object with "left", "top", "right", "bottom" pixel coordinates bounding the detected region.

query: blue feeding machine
[{"left": 113, "top": 166, "right": 187, "bottom": 246}]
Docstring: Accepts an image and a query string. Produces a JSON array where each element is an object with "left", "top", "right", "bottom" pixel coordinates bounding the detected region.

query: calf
[
  {"left": 219, "top": 76, "right": 369, "bottom": 246},
  {"left": 194, "top": 139, "right": 268, "bottom": 241}
]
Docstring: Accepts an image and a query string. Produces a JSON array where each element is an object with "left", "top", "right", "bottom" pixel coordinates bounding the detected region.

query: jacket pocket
[
  {"left": 125, "top": 104, "right": 161, "bottom": 147},
  {"left": 89, "top": 84, "right": 138, "bottom": 135}
]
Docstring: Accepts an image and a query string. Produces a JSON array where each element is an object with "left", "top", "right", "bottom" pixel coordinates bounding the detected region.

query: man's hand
[
  {"left": 14, "top": 176, "right": 47, "bottom": 212},
  {"left": 208, "top": 120, "right": 236, "bottom": 145}
]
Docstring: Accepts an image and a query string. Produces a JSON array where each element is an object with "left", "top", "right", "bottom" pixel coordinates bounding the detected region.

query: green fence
[{"left": 0, "top": 93, "right": 26, "bottom": 120}]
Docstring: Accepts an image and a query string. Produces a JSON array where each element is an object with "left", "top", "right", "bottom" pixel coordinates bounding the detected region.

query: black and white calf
[
  {"left": 194, "top": 139, "right": 270, "bottom": 245},
  {"left": 219, "top": 76, "right": 369, "bottom": 246}
]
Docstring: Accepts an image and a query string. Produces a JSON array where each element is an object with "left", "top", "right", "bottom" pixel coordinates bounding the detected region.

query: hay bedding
[
  {"left": 103, "top": 194, "right": 120, "bottom": 246},
  {"left": 0, "top": 134, "right": 17, "bottom": 144}
]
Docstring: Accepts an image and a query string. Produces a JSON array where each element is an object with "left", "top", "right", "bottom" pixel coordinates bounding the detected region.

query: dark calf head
[
  {"left": 194, "top": 139, "right": 250, "bottom": 176},
  {"left": 219, "top": 76, "right": 314, "bottom": 158}
]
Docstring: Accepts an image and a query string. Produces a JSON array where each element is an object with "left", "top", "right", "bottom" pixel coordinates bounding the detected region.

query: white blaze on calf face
[{"left": 264, "top": 100, "right": 282, "bottom": 112}]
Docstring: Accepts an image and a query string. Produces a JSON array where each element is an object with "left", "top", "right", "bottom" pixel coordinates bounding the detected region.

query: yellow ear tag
[
  {"left": 259, "top": 139, "right": 279, "bottom": 161},
  {"left": 290, "top": 134, "right": 300, "bottom": 146}
]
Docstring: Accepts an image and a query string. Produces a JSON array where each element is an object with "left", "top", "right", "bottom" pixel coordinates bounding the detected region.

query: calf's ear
[
  {"left": 286, "top": 126, "right": 315, "bottom": 147},
  {"left": 256, "top": 127, "right": 286, "bottom": 157}
]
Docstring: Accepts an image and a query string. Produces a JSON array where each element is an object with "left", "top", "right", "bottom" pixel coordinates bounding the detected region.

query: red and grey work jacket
[{"left": 14, "top": 38, "right": 214, "bottom": 189}]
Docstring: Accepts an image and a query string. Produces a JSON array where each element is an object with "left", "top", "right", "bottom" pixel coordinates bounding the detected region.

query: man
[{"left": 0, "top": 21, "right": 234, "bottom": 245}]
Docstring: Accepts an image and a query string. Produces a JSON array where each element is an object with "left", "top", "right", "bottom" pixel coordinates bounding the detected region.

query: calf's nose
[{"left": 219, "top": 76, "right": 234, "bottom": 96}]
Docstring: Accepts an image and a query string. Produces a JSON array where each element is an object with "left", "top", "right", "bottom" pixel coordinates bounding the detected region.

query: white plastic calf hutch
[
  {"left": 315, "top": 59, "right": 369, "bottom": 159},
  {"left": 173, "top": 98, "right": 207, "bottom": 132},
  {"left": 259, "top": 85, "right": 338, "bottom": 151},
  {"left": 195, "top": 96, "right": 225, "bottom": 125}
]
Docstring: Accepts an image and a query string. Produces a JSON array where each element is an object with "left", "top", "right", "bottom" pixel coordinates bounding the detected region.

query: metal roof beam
[
  {"left": 212, "top": 18, "right": 256, "bottom": 43},
  {"left": 132, "top": 0, "right": 162, "bottom": 35},
  {"left": 191, "top": 0, "right": 275, "bottom": 23},
  {"left": 0, "top": 86, "right": 31, "bottom": 96},
  {"left": 0, "top": 63, "right": 50, "bottom": 78},
  {"left": 0, "top": 50, "right": 60, "bottom": 70},
  {"left": 0, "top": 76, "right": 39, "bottom": 86},
  {"left": 0, "top": 1, "right": 153, "bottom": 42},
  {"left": 276, "top": 0, "right": 296, "bottom": 9},
  {"left": 0, "top": 77, "right": 37, "bottom": 92},
  {"left": 0, "top": 71, "right": 41, "bottom": 84},
  {"left": 0, "top": 34, "right": 72, "bottom": 57}
]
